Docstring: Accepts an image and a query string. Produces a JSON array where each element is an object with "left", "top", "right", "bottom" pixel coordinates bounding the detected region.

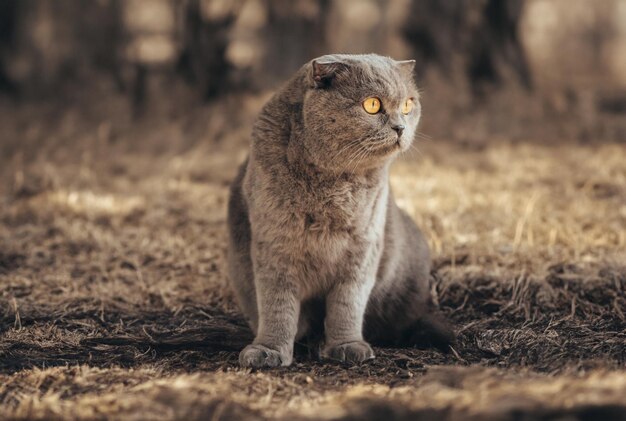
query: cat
[{"left": 227, "top": 54, "right": 454, "bottom": 367}]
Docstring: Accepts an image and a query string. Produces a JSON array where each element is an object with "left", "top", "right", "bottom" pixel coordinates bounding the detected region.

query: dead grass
[
  {"left": 394, "top": 141, "right": 626, "bottom": 271},
  {"left": 2, "top": 366, "right": 626, "bottom": 420},
  {"left": 0, "top": 96, "right": 625, "bottom": 420}
]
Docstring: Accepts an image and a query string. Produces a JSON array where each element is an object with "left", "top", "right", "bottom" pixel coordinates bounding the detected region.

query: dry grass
[
  {"left": 0, "top": 96, "right": 625, "bottom": 420},
  {"left": 395, "top": 142, "right": 626, "bottom": 271}
]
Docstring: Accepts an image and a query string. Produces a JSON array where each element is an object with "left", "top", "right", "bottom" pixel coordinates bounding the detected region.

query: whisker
[
  {"left": 407, "top": 143, "right": 424, "bottom": 159},
  {"left": 415, "top": 131, "right": 432, "bottom": 142},
  {"left": 331, "top": 139, "right": 366, "bottom": 187},
  {"left": 347, "top": 145, "right": 369, "bottom": 175},
  {"left": 328, "top": 138, "right": 362, "bottom": 170}
]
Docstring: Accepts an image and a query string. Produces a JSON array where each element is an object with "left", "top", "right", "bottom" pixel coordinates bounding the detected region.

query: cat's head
[{"left": 301, "top": 54, "right": 421, "bottom": 173}]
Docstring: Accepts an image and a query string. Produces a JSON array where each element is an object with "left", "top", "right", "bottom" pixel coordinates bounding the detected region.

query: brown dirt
[{"left": 0, "top": 95, "right": 625, "bottom": 420}]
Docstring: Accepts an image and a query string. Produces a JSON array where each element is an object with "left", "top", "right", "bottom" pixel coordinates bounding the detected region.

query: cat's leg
[
  {"left": 364, "top": 237, "right": 455, "bottom": 349},
  {"left": 239, "top": 249, "right": 300, "bottom": 368},
  {"left": 227, "top": 162, "right": 258, "bottom": 332},
  {"left": 321, "top": 274, "right": 376, "bottom": 363},
  {"left": 365, "top": 276, "right": 454, "bottom": 351}
]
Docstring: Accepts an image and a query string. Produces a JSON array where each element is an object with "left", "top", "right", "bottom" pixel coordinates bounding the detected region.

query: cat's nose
[{"left": 391, "top": 124, "right": 405, "bottom": 137}]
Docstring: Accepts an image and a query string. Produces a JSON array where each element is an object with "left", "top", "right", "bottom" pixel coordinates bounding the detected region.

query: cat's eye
[
  {"left": 363, "top": 97, "right": 381, "bottom": 114},
  {"left": 402, "top": 98, "right": 414, "bottom": 115}
]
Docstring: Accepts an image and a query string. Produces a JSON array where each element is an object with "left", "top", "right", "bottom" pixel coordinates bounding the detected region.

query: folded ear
[
  {"left": 396, "top": 59, "right": 416, "bottom": 79},
  {"left": 310, "top": 59, "right": 348, "bottom": 89}
]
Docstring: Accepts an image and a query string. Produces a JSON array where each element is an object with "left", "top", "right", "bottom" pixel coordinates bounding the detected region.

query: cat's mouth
[{"left": 370, "top": 138, "right": 403, "bottom": 156}]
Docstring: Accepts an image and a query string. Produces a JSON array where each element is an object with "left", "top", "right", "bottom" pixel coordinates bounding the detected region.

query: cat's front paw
[
  {"left": 239, "top": 344, "right": 291, "bottom": 368},
  {"left": 322, "top": 340, "right": 375, "bottom": 364}
]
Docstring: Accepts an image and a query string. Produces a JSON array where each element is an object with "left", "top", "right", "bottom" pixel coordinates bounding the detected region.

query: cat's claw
[
  {"left": 322, "top": 340, "right": 375, "bottom": 364},
  {"left": 239, "top": 344, "right": 288, "bottom": 368}
]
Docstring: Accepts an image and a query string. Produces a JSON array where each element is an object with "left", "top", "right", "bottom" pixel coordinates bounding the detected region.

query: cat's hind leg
[{"left": 365, "top": 276, "right": 455, "bottom": 352}]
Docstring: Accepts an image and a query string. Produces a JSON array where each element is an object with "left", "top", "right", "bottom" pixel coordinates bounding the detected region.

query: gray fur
[{"left": 227, "top": 54, "right": 452, "bottom": 368}]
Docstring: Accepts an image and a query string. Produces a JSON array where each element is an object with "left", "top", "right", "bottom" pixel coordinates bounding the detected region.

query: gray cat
[{"left": 227, "top": 54, "right": 454, "bottom": 368}]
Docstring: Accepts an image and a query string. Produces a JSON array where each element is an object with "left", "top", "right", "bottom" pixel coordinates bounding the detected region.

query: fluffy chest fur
[{"left": 244, "top": 162, "right": 389, "bottom": 297}]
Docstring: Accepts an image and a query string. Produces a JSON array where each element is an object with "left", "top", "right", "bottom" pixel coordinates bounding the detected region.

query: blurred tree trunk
[
  {"left": 259, "top": 0, "right": 330, "bottom": 84},
  {"left": 0, "top": 0, "right": 18, "bottom": 95},
  {"left": 0, "top": 0, "right": 121, "bottom": 97},
  {"left": 222, "top": 0, "right": 329, "bottom": 90},
  {"left": 404, "top": 0, "right": 531, "bottom": 98},
  {"left": 177, "top": 0, "right": 234, "bottom": 100}
]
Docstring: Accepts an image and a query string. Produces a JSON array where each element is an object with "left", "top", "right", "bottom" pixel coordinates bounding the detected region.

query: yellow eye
[
  {"left": 363, "top": 97, "right": 381, "bottom": 114},
  {"left": 402, "top": 98, "right": 414, "bottom": 115}
]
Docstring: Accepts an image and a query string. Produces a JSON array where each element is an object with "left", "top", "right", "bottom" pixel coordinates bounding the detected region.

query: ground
[{"left": 0, "top": 94, "right": 625, "bottom": 420}]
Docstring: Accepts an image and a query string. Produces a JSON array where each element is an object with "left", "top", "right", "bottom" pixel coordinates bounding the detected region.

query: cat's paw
[
  {"left": 239, "top": 344, "right": 290, "bottom": 368},
  {"left": 322, "top": 340, "right": 375, "bottom": 364}
]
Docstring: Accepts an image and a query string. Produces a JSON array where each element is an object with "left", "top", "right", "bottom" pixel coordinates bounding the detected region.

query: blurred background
[
  {"left": 0, "top": 0, "right": 626, "bottom": 144},
  {"left": 1, "top": 0, "right": 625, "bottom": 191}
]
